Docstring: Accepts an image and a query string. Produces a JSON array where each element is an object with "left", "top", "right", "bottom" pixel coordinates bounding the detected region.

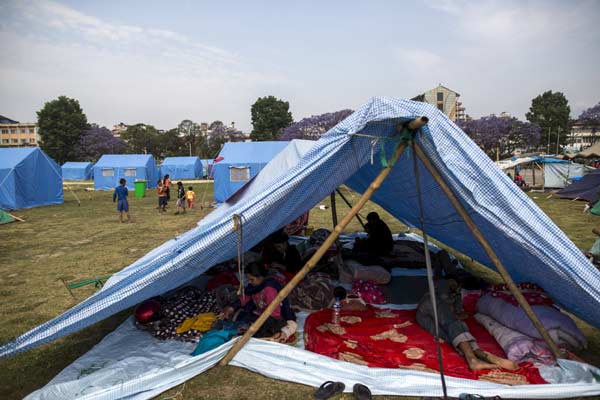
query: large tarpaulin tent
[
  {"left": 556, "top": 168, "right": 600, "bottom": 202},
  {"left": 496, "top": 157, "right": 592, "bottom": 188},
  {"left": 213, "top": 141, "right": 289, "bottom": 202},
  {"left": 5, "top": 98, "right": 600, "bottom": 398},
  {"left": 61, "top": 161, "right": 93, "bottom": 180},
  {"left": 160, "top": 157, "right": 203, "bottom": 180},
  {"left": 0, "top": 147, "right": 63, "bottom": 210},
  {"left": 93, "top": 154, "right": 159, "bottom": 190}
]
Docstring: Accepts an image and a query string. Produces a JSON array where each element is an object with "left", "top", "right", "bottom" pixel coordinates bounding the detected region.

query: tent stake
[
  {"left": 413, "top": 143, "right": 563, "bottom": 359},
  {"left": 219, "top": 117, "right": 427, "bottom": 367},
  {"left": 336, "top": 188, "right": 366, "bottom": 230}
]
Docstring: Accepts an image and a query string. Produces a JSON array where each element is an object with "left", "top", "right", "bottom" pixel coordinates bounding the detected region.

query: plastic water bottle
[{"left": 332, "top": 299, "right": 342, "bottom": 325}]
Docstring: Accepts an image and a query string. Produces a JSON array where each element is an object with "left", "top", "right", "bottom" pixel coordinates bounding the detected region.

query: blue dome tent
[
  {"left": 160, "top": 157, "right": 203, "bottom": 180},
  {"left": 62, "top": 161, "right": 93, "bottom": 180},
  {"left": 212, "top": 141, "right": 289, "bottom": 202},
  {"left": 0, "top": 147, "right": 63, "bottom": 210},
  {"left": 93, "top": 154, "right": 159, "bottom": 190}
]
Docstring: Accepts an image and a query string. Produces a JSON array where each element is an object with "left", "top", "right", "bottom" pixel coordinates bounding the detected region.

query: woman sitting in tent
[
  {"left": 416, "top": 276, "right": 517, "bottom": 371},
  {"left": 218, "top": 262, "right": 297, "bottom": 342}
]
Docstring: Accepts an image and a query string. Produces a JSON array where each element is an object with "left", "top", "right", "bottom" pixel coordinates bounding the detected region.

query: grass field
[{"left": 0, "top": 184, "right": 598, "bottom": 399}]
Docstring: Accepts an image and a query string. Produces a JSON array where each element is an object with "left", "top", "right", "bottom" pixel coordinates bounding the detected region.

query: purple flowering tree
[
  {"left": 458, "top": 116, "right": 540, "bottom": 158},
  {"left": 280, "top": 109, "right": 353, "bottom": 141},
  {"left": 579, "top": 102, "right": 600, "bottom": 124},
  {"left": 77, "top": 124, "right": 127, "bottom": 162}
]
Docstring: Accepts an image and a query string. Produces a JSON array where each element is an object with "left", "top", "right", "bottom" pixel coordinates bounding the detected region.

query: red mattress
[{"left": 304, "top": 307, "right": 546, "bottom": 385}]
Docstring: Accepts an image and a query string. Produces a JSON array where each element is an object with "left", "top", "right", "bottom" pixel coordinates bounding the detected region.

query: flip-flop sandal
[
  {"left": 353, "top": 383, "right": 372, "bottom": 400},
  {"left": 314, "top": 381, "right": 345, "bottom": 399}
]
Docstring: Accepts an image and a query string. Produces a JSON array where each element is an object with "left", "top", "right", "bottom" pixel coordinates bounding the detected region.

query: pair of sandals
[{"left": 314, "top": 381, "right": 371, "bottom": 399}]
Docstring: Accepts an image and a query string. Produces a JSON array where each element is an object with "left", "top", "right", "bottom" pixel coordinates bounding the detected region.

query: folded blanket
[
  {"left": 476, "top": 294, "right": 586, "bottom": 350},
  {"left": 475, "top": 313, "right": 555, "bottom": 365}
]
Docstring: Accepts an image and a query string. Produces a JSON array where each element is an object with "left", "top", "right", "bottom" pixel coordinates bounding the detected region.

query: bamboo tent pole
[
  {"left": 218, "top": 117, "right": 428, "bottom": 367},
  {"left": 336, "top": 188, "right": 367, "bottom": 230},
  {"left": 413, "top": 143, "right": 563, "bottom": 359},
  {"left": 330, "top": 192, "right": 345, "bottom": 274}
]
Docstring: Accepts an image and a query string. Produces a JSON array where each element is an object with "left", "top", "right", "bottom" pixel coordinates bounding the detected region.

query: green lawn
[{"left": 0, "top": 185, "right": 598, "bottom": 399}]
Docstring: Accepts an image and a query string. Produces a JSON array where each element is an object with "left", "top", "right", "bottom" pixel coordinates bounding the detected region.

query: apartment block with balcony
[
  {"left": 412, "top": 84, "right": 468, "bottom": 122},
  {"left": 0, "top": 115, "right": 39, "bottom": 147}
]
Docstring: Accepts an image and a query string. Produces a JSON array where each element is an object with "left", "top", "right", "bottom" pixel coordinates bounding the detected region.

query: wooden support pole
[
  {"left": 330, "top": 192, "right": 339, "bottom": 227},
  {"left": 336, "top": 188, "right": 366, "bottom": 230},
  {"left": 218, "top": 118, "right": 428, "bottom": 367},
  {"left": 413, "top": 143, "right": 563, "bottom": 359}
]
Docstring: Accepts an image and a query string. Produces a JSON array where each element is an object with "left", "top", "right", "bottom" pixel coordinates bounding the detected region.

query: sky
[{"left": 1, "top": 0, "right": 599, "bottom": 132}]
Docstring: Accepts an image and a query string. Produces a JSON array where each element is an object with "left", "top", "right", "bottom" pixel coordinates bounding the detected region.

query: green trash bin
[{"left": 134, "top": 180, "right": 147, "bottom": 198}]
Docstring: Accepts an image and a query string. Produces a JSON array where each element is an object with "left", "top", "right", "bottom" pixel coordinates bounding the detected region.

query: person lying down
[{"left": 416, "top": 275, "right": 517, "bottom": 371}]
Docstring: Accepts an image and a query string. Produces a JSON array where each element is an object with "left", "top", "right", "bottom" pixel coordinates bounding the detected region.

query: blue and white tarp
[
  {"left": 62, "top": 161, "right": 93, "bottom": 180},
  {"left": 213, "top": 141, "right": 289, "bottom": 202},
  {"left": 160, "top": 157, "right": 203, "bottom": 180},
  {"left": 93, "top": 154, "right": 159, "bottom": 190},
  {"left": 0, "top": 147, "right": 63, "bottom": 210},
  {"left": 2, "top": 97, "right": 599, "bottom": 370}
]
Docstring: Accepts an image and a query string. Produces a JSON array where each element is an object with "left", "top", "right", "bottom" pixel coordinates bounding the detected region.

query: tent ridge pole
[
  {"left": 218, "top": 141, "right": 412, "bottom": 367},
  {"left": 413, "top": 143, "right": 563, "bottom": 359}
]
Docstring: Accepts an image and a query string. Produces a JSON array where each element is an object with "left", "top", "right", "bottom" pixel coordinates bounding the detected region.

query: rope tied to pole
[{"left": 233, "top": 214, "right": 246, "bottom": 299}]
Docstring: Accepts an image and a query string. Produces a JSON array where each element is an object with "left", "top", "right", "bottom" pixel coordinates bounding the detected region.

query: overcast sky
[{"left": 1, "top": 0, "right": 599, "bottom": 132}]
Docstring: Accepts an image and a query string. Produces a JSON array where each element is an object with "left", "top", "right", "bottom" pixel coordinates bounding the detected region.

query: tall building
[
  {"left": 0, "top": 115, "right": 40, "bottom": 147},
  {"left": 412, "top": 84, "right": 467, "bottom": 122}
]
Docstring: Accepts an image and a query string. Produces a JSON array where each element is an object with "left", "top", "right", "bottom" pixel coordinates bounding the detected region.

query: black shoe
[
  {"left": 314, "top": 381, "right": 345, "bottom": 399},
  {"left": 353, "top": 383, "right": 372, "bottom": 400}
]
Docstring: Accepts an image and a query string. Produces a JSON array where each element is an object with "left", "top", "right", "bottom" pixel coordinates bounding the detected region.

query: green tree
[
  {"left": 158, "top": 128, "right": 187, "bottom": 157},
  {"left": 250, "top": 96, "right": 293, "bottom": 141},
  {"left": 121, "top": 123, "right": 160, "bottom": 155},
  {"left": 37, "top": 96, "right": 88, "bottom": 164},
  {"left": 526, "top": 91, "right": 571, "bottom": 152}
]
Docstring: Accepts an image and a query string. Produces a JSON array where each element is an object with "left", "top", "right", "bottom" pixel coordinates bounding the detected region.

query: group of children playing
[
  {"left": 156, "top": 174, "right": 196, "bottom": 214},
  {"left": 112, "top": 173, "right": 197, "bottom": 222}
]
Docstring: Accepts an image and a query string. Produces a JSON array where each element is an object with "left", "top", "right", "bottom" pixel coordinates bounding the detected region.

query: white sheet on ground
[{"left": 26, "top": 314, "right": 600, "bottom": 400}]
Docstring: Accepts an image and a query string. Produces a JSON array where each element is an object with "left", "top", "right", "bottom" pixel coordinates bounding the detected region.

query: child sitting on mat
[{"left": 218, "top": 262, "right": 296, "bottom": 341}]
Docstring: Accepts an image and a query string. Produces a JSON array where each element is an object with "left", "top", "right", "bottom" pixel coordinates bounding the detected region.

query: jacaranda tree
[
  {"left": 77, "top": 124, "right": 126, "bottom": 162},
  {"left": 280, "top": 109, "right": 353, "bottom": 141},
  {"left": 459, "top": 116, "right": 540, "bottom": 159}
]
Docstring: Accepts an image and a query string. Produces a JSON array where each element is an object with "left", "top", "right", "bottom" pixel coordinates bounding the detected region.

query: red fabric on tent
[{"left": 304, "top": 307, "right": 546, "bottom": 385}]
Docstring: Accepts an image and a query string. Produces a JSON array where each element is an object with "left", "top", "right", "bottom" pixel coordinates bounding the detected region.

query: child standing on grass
[
  {"left": 157, "top": 179, "right": 167, "bottom": 213},
  {"left": 113, "top": 178, "right": 132, "bottom": 223},
  {"left": 175, "top": 181, "right": 187, "bottom": 215},
  {"left": 186, "top": 186, "right": 196, "bottom": 209}
]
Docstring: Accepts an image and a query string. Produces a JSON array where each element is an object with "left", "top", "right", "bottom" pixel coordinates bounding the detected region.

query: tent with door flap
[
  {"left": 62, "top": 161, "right": 93, "bottom": 180},
  {"left": 160, "top": 157, "right": 203, "bottom": 180},
  {"left": 93, "top": 154, "right": 159, "bottom": 190},
  {"left": 212, "top": 141, "right": 290, "bottom": 202},
  {"left": 0, "top": 147, "right": 63, "bottom": 210},
  {"left": 5, "top": 98, "right": 600, "bottom": 399}
]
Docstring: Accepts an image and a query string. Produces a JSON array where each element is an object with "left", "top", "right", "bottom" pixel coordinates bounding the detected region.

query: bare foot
[
  {"left": 466, "top": 356, "right": 497, "bottom": 370},
  {"left": 476, "top": 349, "right": 518, "bottom": 370}
]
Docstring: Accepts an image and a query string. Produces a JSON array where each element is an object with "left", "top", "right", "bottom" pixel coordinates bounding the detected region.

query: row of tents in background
[
  {"left": 4, "top": 139, "right": 600, "bottom": 211},
  {"left": 62, "top": 156, "right": 214, "bottom": 183},
  {"left": 0, "top": 141, "right": 300, "bottom": 210}
]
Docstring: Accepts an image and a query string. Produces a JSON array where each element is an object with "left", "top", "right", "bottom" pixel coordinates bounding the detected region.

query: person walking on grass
[
  {"left": 186, "top": 186, "right": 196, "bottom": 209},
  {"left": 113, "top": 178, "right": 132, "bottom": 223},
  {"left": 163, "top": 174, "right": 171, "bottom": 207},
  {"left": 157, "top": 179, "right": 168, "bottom": 213},
  {"left": 175, "top": 181, "right": 187, "bottom": 215}
]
